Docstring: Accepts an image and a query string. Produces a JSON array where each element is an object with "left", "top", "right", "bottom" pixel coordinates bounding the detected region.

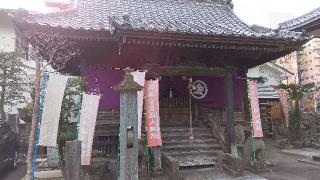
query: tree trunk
[
  {"left": 0, "top": 67, "right": 7, "bottom": 121},
  {"left": 26, "top": 59, "right": 42, "bottom": 180}
]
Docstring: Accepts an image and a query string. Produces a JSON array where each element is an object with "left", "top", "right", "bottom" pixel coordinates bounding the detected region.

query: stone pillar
[
  {"left": 114, "top": 69, "right": 143, "bottom": 180},
  {"left": 151, "top": 147, "right": 162, "bottom": 172},
  {"left": 64, "top": 140, "right": 81, "bottom": 180},
  {"left": 224, "top": 72, "right": 237, "bottom": 156}
]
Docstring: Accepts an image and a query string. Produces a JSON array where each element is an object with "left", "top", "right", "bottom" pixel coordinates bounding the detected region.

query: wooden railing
[{"left": 208, "top": 113, "right": 227, "bottom": 152}]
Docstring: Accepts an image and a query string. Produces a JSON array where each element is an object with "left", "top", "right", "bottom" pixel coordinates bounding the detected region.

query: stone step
[
  {"left": 160, "top": 122, "right": 209, "bottom": 127},
  {"left": 162, "top": 143, "right": 221, "bottom": 151},
  {"left": 161, "top": 126, "right": 210, "bottom": 133},
  {"left": 161, "top": 133, "right": 214, "bottom": 140},
  {"left": 161, "top": 130, "right": 212, "bottom": 137},
  {"left": 163, "top": 149, "right": 222, "bottom": 157},
  {"left": 162, "top": 138, "right": 218, "bottom": 146},
  {"left": 173, "top": 155, "right": 217, "bottom": 169}
]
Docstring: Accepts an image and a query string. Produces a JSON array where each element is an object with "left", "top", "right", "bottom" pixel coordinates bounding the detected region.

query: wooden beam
[
  {"left": 224, "top": 72, "right": 237, "bottom": 156},
  {"left": 145, "top": 65, "right": 231, "bottom": 77}
]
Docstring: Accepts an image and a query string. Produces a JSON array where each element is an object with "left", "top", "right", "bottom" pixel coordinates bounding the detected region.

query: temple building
[{"left": 13, "top": 0, "right": 308, "bottom": 178}]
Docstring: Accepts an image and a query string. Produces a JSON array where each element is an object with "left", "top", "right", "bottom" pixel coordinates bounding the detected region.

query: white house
[
  {"left": 247, "top": 62, "right": 293, "bottom": 99},
  {"left": 0, "top": 9, "right": 16, "bottom": 52},
  {"left": 0, "top": 8, "right": 34, "bottom": 116}
]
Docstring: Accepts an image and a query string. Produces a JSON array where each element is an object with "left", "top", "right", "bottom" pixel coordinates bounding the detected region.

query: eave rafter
[
  {"left": 144, "top": 64, "right": 237, "bottom": 77},
  {"left": 115, "top": 31, "right": 302, "bottom": 53}
]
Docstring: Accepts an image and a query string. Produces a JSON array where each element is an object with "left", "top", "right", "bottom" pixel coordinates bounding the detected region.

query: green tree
[
  {"left": 25, "top": 32, "right": 79, "bottom": 179},
  {"left": 276, "top": 82, "right": 315, "bottom": 143},
  {"left": 57, "top": 77, "right": 84, "bottom": 158},
  {"left": 0, "top": 51, "right": 26, "bottom": 121}
]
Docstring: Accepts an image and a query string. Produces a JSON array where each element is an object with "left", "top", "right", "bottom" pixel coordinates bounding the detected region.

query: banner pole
[
  {"left": 75, "top": 94, "right": 83, "bottom": 140},
  {"left": 247, "top": 80, "right": 256, "bottom": 162},
  {"left": 31, "top": 73, "right": 49, "bottom": 180}
]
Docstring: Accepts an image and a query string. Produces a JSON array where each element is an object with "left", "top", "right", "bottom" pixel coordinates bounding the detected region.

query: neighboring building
[
  {"left": 301, "top": 39, "right": 320, "bottom": 86},
  {"left": 300, "top": 39, "right": 320, "bottom": 112},
  {"left": 279, "top": 7, "right": 320, "bottom": 112},
  {"left": 248, "top": 63, "right": 293, "bottom": 136},
  {"left": 247, "top": 63, "right": 293, "bottom": 100},
  {"left": 0, "top": 8, "right": 35, "bottom": 116},
  {"left": 279, "top": 7, "right": 320, "bottom": 37}
]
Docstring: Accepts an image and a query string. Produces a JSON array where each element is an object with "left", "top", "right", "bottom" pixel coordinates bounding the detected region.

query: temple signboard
[
  {"left": 145, "top": 80, "right": 162, "bottom": 147},
  {"left": 249, "top": 80, "right": 263, "bottom": 137}
]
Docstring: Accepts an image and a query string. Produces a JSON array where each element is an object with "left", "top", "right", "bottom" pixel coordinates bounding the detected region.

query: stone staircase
[{"left": 161, "top": 122, "right": 223, "bottom": 175}]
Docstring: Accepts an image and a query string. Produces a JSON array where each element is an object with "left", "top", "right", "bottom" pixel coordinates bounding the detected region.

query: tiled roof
[
  {"left": 15, "top": 0, "right": 307, "bottom": 41},
  {"left": 279, "top": 7, "right": 320, "bottom": 30},
  {"left": 257, "top": 83, "right": 279, "bottom": 99}
]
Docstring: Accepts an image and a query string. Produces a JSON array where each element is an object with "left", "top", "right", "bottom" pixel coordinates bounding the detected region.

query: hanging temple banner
[
  {"left": 131, "top": 71, "right": 146, "bottom": 139},
  {"left": 249, "top": 80, "right": 263, "bottom": 137},
  {"left": 39, "top": 74, "right": 68, "bottom": 147},
  {"left": 78, "top": 93, "right": 101, "bottom": 165},
  {"left": 145, "top": 79, "right": 162, "bottom": 147}
]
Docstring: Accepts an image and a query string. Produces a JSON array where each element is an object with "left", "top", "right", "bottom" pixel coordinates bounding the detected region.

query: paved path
[
  {"left": 0, "top": 164, "right": 26, "bottom": 180},
  {"left": 261, "top": 140, "right": 320, "bottom": 180}
]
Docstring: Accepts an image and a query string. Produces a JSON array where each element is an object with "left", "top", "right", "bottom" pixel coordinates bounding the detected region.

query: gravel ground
[
  {"left": 2, "top": 141, "right": 320, "bottom": 180},
  {"left": 0, "top": 164, "right": 26, "bottom": 180},
  {"left": 260, "top": 140, "right": 320, "bottom": 180}
]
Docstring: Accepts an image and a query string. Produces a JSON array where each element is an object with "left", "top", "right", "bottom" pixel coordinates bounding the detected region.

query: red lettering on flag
[
  {"left": 145, "top": 80, "right": 162, "bottom": 147},
  {"left": 249, "top": 80, "right": 263, "bottom": 137}
]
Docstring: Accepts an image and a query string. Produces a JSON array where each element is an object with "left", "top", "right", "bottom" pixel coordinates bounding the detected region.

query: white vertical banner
[
  {"left": 78, "top": 93, "right": 101, "bottom": 165},
  {"left": 131, "top": 71, "right": 146, "bottom": 139},
  {"left": 39, "top": 74, "right": 69, "bottom": 147}
]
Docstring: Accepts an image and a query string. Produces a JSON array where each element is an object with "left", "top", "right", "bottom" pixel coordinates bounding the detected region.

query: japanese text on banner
[
  {"left": 145, "top": 80, "right": 162, "bottom": 147},
  {"left": 249, "top": 80, "right": 263, "bottom": 137}
]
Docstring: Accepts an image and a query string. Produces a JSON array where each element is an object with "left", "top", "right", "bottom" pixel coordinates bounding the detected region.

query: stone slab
[
  {"left": 34, "top": 170, "right": 64, "bottom": 178},
  {"left": 298, "top": 158, "right": 320, "bottom": 167},
  {"left": 178, "top": 168, "right": 267, "bottom": 180},
  {"left": 281, "top": 148, "right": 320, "bottom": 157}
]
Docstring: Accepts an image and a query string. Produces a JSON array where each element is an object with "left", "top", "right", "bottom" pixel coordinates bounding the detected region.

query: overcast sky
[
  {"left": 233, "top": 0, "right": 320, "bottom": 28},
  {"left": 1, "top": 0, "right": 320, "bottom": 28}
]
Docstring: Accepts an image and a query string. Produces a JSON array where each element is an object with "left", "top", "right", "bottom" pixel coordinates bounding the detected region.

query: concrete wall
[{"left": 300, "top": 38, "right": 320, "bottom": 112}]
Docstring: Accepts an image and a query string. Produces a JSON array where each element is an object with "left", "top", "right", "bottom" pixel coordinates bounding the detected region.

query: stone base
[
  {"left": 81, "top": 157, "right": 115, "bottom": 180},
  {"left": 245, "top": 161, "right": 272, "bottom": 174},
  {"left": 32, "top": 170, "right": 64, "bottom": 180},
  {"left": 299, "top": 158, "right": 320, "bottom": 167},
  {"left": 217, "top": 152, "right": 244, "bottom": 177}
]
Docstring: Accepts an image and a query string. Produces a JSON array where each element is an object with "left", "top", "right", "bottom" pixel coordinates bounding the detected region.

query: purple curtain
[
  {"left": 82, "top": 66, "right": 246, "bottom": 109},
  {"left": 82, "top": 67, "right": 124, "bottom": 109},
  {"left": 159, "top": 75, "right": 245, "bottom": 109}
]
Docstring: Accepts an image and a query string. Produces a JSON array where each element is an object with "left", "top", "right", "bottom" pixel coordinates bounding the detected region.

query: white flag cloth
[
  {"left": 39, "top": 74, "right": 69, "bottom": 147},
  {"left": 131, "top": 71, "right": 146, "bottom": 139},
  {"left": 78, "top": 93, "right": 101, "bottom": 165}
]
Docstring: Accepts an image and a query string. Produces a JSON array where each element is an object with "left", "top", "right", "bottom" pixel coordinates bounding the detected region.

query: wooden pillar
[
  {"left": 114, "top": 69, "right": 143, "bottom": 180},
  {"left": 224, "top": 72, "right": 237, "bottom": 156},
  {"left": 64, "top": 140, "right": 81, "bottom": 180}
]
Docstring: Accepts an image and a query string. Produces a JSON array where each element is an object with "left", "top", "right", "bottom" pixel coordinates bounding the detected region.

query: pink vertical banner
[
  {"left": 145, "top": 79, "right": 162, "bottom": 147},
  {"left": 277, "top": 90, "right": 289, "bottom": 127},
  {"left": 249, "top": 80, "right": 263, "bottom": 137}
]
